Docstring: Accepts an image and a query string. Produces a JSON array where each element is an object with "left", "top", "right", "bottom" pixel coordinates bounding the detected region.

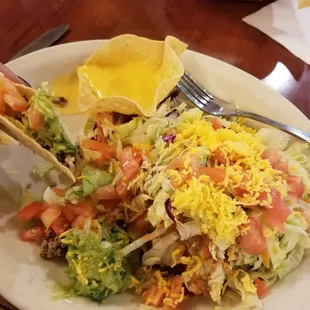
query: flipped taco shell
[{"left": 0, "top": 83, "right": 76, "bottom": 182}]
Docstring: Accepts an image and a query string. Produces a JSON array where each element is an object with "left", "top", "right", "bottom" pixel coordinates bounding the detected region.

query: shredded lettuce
[
  {"left": 32, "top": 162, "right": 55, "bottom": 178},
  {"left": 209, "top": 263, "right": 226, "bottom": 303},
  {"left": 43, "top": 186, "right": 65, "bottom": 206},
  {"left": 176, "top": 220, "right": 202, "bottom": 240},
  {"left": 120, "top": 227, "right": 166, "bottom": 257},
  {"left": 65, "top": 165, "right": 113, "bottom": 201},
  {"left": 114, "top": 118, "right": 141, "bottom": 140},
  {"left": 147, "top": 191, "right": 173, "bottom": 228},
  {"left": 227, "top": 246, "right": 263, "bottom": 271},
  {"left": 282, "top": 142, "right": 310, "bottom": 196},
  {"left": 82, "top": 165, "right": 113, "bottom": 196},
  {"left": 83, "top": 114, "right": 96, "bottom": 137},
  {"left": 276, "top": 247, "right": 305, "bottom": 279},
  {"left": 145, "top": 172, "right": 168, "bottom": 197},
  {"left": 285, "top": 142, "right": 310, "bottom": 170},
  {"left": 25, "top": 89, "right": 77, "bottom": 156},
  {"left": 255, "top": 128, "right": 290, "bottom": 151},
  {"left": 65, "top": 184, "right": 84, "bottom": 202},
  {"left": 266, "top": 211, "right": 310, "bottom": 270},
  {"left": 123, "top": 118, "right": 168, "bottom": 146},
  {"left": 225, "top": 270, "right": 261, "bottom": 309},
  {"left": 142, "top": 232, "right": 179, "bottom": 266}
]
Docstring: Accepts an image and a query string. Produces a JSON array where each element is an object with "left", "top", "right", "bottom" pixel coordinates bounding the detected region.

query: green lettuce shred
[{"left": 24, "top": 89, "right": 77, "bottom": 156}]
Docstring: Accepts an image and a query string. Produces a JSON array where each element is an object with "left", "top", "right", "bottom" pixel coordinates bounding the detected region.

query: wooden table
[{"left": 0, "top": 0, "right": 309, "bottom": 309}]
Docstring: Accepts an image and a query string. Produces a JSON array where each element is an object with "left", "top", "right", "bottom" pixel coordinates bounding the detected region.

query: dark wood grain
[
  {"left": 0, "top": 0, "right": 309, "bottom": 308},
  {"left": 0, "top": 0, "right": 309, "bottom": 118}
]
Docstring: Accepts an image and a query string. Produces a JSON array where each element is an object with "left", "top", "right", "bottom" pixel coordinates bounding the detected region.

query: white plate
[{"left": 1, "top": 40, "right": 310, "bottom": 310}]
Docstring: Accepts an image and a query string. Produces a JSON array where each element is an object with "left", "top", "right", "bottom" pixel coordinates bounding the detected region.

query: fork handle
[{"left": 237, "top": 110, "right": 310, "bottom": 143}]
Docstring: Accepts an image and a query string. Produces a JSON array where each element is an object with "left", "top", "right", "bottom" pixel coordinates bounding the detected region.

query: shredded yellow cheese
[
  {"left": 172, "top": 176, "right": 248, "bottom": 246},
  {"left": 175, "top": 115, "right": 287, "bottom": 204},
  {"left": 181, "top": 256, "right": 202, "bottom": 278}
]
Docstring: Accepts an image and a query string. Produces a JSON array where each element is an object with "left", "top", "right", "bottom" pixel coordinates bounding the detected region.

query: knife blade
[{"left": 11, "top": 24, "right": 70, "bottom": 60}]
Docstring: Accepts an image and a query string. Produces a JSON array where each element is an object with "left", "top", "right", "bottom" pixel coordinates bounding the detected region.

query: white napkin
[{"left": 243, "top": 0, "right": 310, "bottom": 64}]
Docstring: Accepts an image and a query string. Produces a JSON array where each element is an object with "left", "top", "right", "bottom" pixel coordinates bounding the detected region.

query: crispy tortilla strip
[
  {"left": 78, "top": 35, "right": 187, "bottom": 117},
  {"left": 0, "top": 115, "right": 75, "bottom": 182},
  {"left": 299, "top": 0, "right": 310, "bottom": 8}
]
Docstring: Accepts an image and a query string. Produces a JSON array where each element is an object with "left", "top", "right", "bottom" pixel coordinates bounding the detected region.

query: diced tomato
[
  {"left": 143, "top": 285, "right": 165, "bottom": 308},
  {"left": 40, "top": 205, "right": 61, "bottom": 228},
  {"left": 81, "top": 139, "right": 115, "bottom": 166},
  {"left": 34, "top": 203, "right": 49, "bottom": 220},
  {"left": 239, "top": 217, "right": 267, "bottom": 255},
  {"left": 262, "top": 211, "right": 285, "bottom": 233},
  {"left": 62, "top": 201, "right": 96, "bottom": 223},
  {"left": 212, "top": 149, "right": 227, "bottom": 165},
  {"left": 52, "top": 187, "right": 65, "bottom": 197},
  {"left": 18, "top": 201, "right": 45, "bottom": 222},
  {"left": 211, "top": 118, "right": 222, "bottom": 130},
  {"left": 71, "top": 215, "right": 87, "bottom": 228},
  {"left": 119, "top": 147, "right": 142, "bottom": 181},
  {"left": 92, "top": 185, "right": 118, "bottom": 200},
  {"left": 261, "top": 149, "right": 279, "bottom": 166},
  {"left": 100, "top": 199, "right": 121, "bottom": 210},
  {"left": 199, "top": 167, "right": 226, "bottom": 183},
  {"left": 259, "top": 189, "right": 291, "bottom": 232},
  {"left": 255, "top": 278, "right": 269, "bottom": 299},
  {"left": 0, "top": 76, "right": 28, "bottom": 112},
  {"left": 166, "top": 155, "right": 201, "bottom": 183},
  {"left": 62, "top": 204, "right": 75, "bottom": 222},
  {"left": 285, "top": 175, "right": 304, "bottom": 198},
  {"left": 166, "top": 157, "right": 184, "bottom": 171},
  {"left": 27, "top": 108, "right": 44, "bottom": 130},
  {"left": 261, "top": 149, "right": 288, "bottom": 173},
  {"left": 275, "top": 160, "right": 289, "bottom": 173},
  {"left": 233, "top": 174, "right": 250, "bottom": 197},
  {"left": 234, "top": 187, "right": 249, "bottom": 197},
  {"left": 170, "top": 275, "right": 183, "bottom": 304},
  {"left": 50, "top": 216, "right": 70, "bottom": 235},
  {"left": 19, "top": 226, "right": 45, "bottom": 243}
]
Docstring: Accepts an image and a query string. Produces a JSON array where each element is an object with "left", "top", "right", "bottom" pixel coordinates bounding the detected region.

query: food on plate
[
  {"left": 17, "top": 93, "right": 310, "bottom": 309},
  {"left": 52, "top": 34, "right": 187, "bottom": 116},
  {"left": 0, "top": 75, "right": 78, "bottom": 181}
]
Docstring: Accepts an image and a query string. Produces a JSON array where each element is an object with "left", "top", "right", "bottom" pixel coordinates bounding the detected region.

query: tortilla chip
[
  {"left": 0, "top": 132, "right": 13, "bottom": 145},
  {"left": 0, "top": 83, "right": 76, "bottom": 182},
  {"left": 78, "top": 35, "right": 187, "bottom": 117},
  {"left": 299, "top": 0, "right": 310, "bottom": 8}
]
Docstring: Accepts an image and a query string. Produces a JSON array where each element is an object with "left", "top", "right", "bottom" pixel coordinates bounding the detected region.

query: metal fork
[{"left": 177, "top": 71, "right": 310, "bottom": 143}]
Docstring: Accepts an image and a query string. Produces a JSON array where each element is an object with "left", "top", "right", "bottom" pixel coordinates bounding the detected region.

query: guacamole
[
  {"left": 60, "top": 220, "right": 132, "bottom": 301},
  {"left": 23, "top": 89, "right": 77, "bottom": 162}
]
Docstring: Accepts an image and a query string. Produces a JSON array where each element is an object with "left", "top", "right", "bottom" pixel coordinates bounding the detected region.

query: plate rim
[{"left": 2, "top": 39, "right": 310, "bottom": 310}]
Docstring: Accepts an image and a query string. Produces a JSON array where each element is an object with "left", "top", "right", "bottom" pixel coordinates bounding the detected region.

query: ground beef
[
  {"left": 52, "top": 96, "right": 68, "bottom": 106},
  {"left": 56, "top": 151, "right": 66, "bottom": 164},
  {"left": 40, "top": 229, "right": 67, "bottom": 259}
]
